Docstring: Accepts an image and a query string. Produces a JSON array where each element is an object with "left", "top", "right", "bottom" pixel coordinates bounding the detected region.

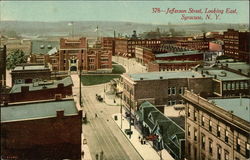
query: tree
[{"left": 6, "top": 49, "right": 27, "bottom": 70}]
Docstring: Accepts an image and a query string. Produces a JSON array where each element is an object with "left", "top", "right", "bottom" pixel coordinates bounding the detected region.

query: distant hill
[{"left": 0, "top": 20, "right": 248, "bottom": 38}]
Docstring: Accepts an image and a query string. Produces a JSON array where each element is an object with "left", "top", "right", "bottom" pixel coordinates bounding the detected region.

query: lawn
[
  {"left": 112, "top": 65, "right": 126, "bottom": 74},
  {"left": 81, "top": 75, "right": 120, "bottom": 86}
]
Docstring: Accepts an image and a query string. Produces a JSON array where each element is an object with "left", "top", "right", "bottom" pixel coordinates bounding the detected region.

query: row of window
[
  {"left": 222, "top": 81, "right": 248, "bottom": 91},
  {"left": 168, "top": 87, "right": 184, "bottom": 95},
  {"left": 167, "top": 99, "right": 184, "bottom": 106},
  {"left": 188, "top": 125, "right": 250, "bottom": 159}
]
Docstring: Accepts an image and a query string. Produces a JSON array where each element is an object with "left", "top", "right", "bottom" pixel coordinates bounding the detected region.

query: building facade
[
  {"left": 8, "top": 76, "right": 73, "bottom": 103},
  {"left": 115, "top": 38, "right": 162, "bottom": 58},
  {"left": 121, "top": 71, "right": 214, "bottom": 113},
  {"left": 1, "top": 98, "right": 82, "bottom": 159},
  {"left": 182, "top": 90, "right": 250, "bottom": 160},
  {"left": 11, "top": 64, "right": 51, "bottom": 86},
  {"left": 223, "top": 29, "right": 250, "bottom": 63}
]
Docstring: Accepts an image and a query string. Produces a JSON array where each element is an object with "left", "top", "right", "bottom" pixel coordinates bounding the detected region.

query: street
[{"left": 81, "top": 84, "right": 143, "bottom": 160}]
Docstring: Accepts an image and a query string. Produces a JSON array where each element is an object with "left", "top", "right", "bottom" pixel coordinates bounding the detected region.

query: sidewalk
[
  {"left": 112, "top": 112, "right": 174, "bottom": 160},
  {"left": 71, "top": 74, "right": 92, "bottom": 160}
]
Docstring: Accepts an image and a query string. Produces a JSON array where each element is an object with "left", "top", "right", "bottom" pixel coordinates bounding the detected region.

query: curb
[{"left": 111, "top": 115, "right": 144, "bottom": 160}]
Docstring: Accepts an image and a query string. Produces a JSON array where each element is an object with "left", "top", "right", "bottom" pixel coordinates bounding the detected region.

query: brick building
[
  {"left": 182, "top": 90, "right": 250, "bottom": 160},
  {"left": 196, "top": 66, "right": 250, "bottom": 96},
  {"left": 0, "top": 45, "right": 7, "bottom": 88},
  {"left": 115, "top": 38, "right": 162, "bottom": 58},
  {"left": 155, "top": 51, "right": 204, "bottom": 61},
  {"left": 121, "top": 71, "right": 214, "bottom": 113},
  {"left": 148, "top": 60, "right": 202, "bottom": 72},
  {"left": 8, "top": 76, "right": 73, "bottom": 103},
  {"left": 135, "top": 46, "right": 155, "bottom": 66},
  {"left": 11, "top": 64, "right": 51, "bottom": 86},
  {"left": 223, "top": 29, "right": 250, "bottom": 63},
  {"left": 31, "top": 37, "right": 112, "bottom": 73},
  {"left": 176, "top": 38, "right": 209, "bottom": 51},
  {"left": 1, "top": 98, "right": 82, "bottom": 159},
  {"left": 101, "top": 37, "right": 115, "bottom": 55}
]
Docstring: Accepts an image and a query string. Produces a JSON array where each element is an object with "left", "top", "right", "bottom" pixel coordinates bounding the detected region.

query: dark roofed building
[
  {"left": 136, "top": 101, "right": 185, "bottom": 160},
  {"left": 1, "top": 98, "right": 82, "bottom": 160}
]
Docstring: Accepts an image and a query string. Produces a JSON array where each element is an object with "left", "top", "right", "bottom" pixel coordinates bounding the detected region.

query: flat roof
[
  {"left": 225, "top": 62, "right": 250, "bottom": 75},
  {"left": 31, "top": 40, "right": 59, "bottom": 55},
  {"left": 209, "top": 98, "right": 250, "bottom": 122},
  {"left": 127, "top": 71, "right": 202, "bottom": 81},
  {"left": 154, "top": 60, "right": 198, "bottom": 64},
  {"left": 202, "top": 69, "right": 249, "bottom": 81},
  {"left": 155, "top": 50, "right": 201, "bottom": 58},
  {"left": 1, "top": 99, "right": 78, "bottom": 122},
  {"left": 10, "top": 76, "right": 72, "bottom": 93},
  {"left": 13, "top": 65, "right": 49, "bottom": 71}
]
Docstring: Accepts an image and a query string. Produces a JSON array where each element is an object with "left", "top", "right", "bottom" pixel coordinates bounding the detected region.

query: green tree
[{"left": 6, "top": 49, "right": 27, "bottom": 70}]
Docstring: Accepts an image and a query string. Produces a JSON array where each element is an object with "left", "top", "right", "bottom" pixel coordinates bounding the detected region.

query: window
[
  {"left": 217, "top": 125, "right": 221, "bottom": 137},
  {"left": 246, "top": 143, "right": 250, "bottom": 158},
  {"left": 201, "top": 134, "right": 205, "bottom": 149},
  {"left": 64, "top": 59, "right": 66, "bottom": 63},
  {"left": 209, "top": 140, "right": 213, "bottom": 154},
  {"left": 171, "top": 100, "right": 176, "bottom": 106},
  {"left": 194, "top": 110, "right": 198, "bottom": 121},
  {"left": 168, "top": 87, "right": 171, "bottom": 95},
  {"left": 201, "top": 116, "right": 205, "bottom": 126},
  {"left": 188, "top": 107, "right": 191, "bottom": 117},
  {"left": 225, "top": 130, "right": 229, "bottom": 143},
  {"left": 172, "top": 87, "right": 176, "bottom": 95},
  {"left": 225, "top": 150, "right": 229, "bottom": 160},
  {"left": 168, "top": 100, "right": 171, "bottom": 106},
  {"left": 237, "top": 138, "right": 241, "bottom": 152},
  {"left": 217, "top": 145, "right": 222, "bottom": 160},
  {"left": 194, "top": 129, "right": 197, "bottom": 141},
  {"left": 209, "top": 120, "right": 212, "bottom": 132},
  {"left": 179, "top": 87, "right": 184, "bottom": 94},
  {"left": 187, "top": 125, "right": 191, "bottom": 136}
]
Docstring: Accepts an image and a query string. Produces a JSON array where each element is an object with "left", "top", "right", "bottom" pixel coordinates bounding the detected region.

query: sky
[{"left": 1, "top": 1, "right": 249, "bottom": 24}]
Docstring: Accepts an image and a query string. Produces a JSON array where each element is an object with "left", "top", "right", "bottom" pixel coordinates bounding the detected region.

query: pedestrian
[
  {"left": 95, "top": 113, "right": 98, "bottom": 118},
  {"left": 141, "top": 139, "right": 143, "bottom": 145}
]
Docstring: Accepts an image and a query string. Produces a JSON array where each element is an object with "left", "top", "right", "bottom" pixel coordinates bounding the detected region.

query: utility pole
[
  {"left": 79, "top": 51, "right": 82, "bottom": 107},
  {"left": 129, "top": 88, "right": 132, "bottom": 138}
]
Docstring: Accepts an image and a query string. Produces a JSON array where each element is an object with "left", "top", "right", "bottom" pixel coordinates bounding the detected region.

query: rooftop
[
  {"left": 201, "top": 69, "right": 249, "bottom": 81},
  {"left": 154, "top": 60, "right": 199, "bottom": 64},
  {"left": 13, "top": 64, "right": 50, "bottom": 71},
  {"left": 127, "top": 71, "right": 202, "bottom": 81},
  {"left": 222, "top": 62, "right": 250, "bottom": 75},
  {"left": 155, "top": 50, "right": 201, "bottom": 58},
  {"left": 1, "top": 99, "right": 78, "bottom": 123},
  {"left": 10, "top": 76, "right": 73, "bottom": 93},
  {"left": 31, "top": 40, "right": 59, "bottom": 54},
  {"left": 164, "top": 105, "right": 185, "bottom": 129},
  {"left": 209, "top": 98, "right": 250, "bottom": 122}
]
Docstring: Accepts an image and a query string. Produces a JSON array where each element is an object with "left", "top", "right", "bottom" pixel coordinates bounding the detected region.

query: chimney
[
  {"left": 214, "top": 75, "right": 217, "bottom": 79},
  {"left": 56, "top": 110, "right": 64, "bottom": 118},
  {"left": 140, "top": 78, "right": 143, "bottom": 80},
  {"left": 238, "top": 69, "right": 242, "bottom": 73},
  {"left": 160, "top": 76, "right": 163, "bottom": 79},
  {"left": 22, "top": 65, "right": 25, "bottom": 70},
  {"left": 57, "top": 83, "right": 64, "bottom": 88},
  {"left": 192, "top": 75, "right": 195, "bottom": 78},
  {"left": 21, "top": 86, "right": 29, "bottom": 92}
]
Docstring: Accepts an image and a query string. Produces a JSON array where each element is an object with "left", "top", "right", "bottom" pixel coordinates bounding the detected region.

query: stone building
[
  {"left": 182, "top": 90, "right": 250, "bottom": 160},
  {"left": 1, "top": 98, "right": 82, "bottom": 159}
]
